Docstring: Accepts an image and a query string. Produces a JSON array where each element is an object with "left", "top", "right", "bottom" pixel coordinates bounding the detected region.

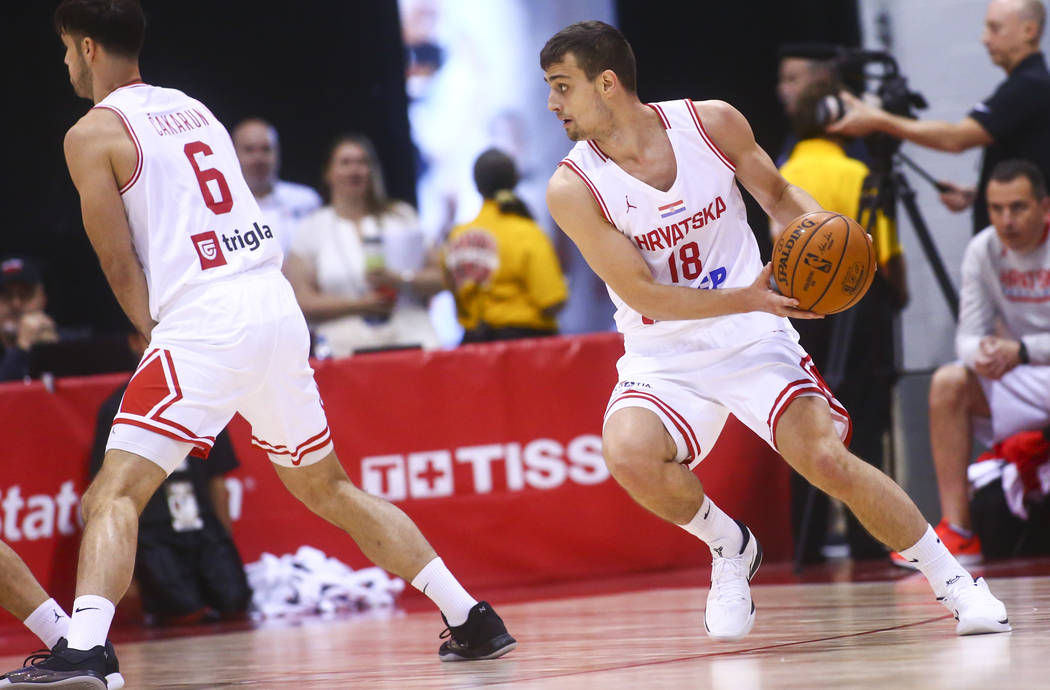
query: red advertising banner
[{"left": 0, "top": 333, "right": 792, "bottom": 609}]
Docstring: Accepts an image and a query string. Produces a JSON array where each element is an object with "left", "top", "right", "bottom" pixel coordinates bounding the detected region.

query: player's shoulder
[
  {"left": 63, "top": 107, "right": 126, "bottom": 152},
  {"left": 691, "top": 99, "right": 746, "bottom": 127},
  {"left": 546, "top": 163, "right": 589, "bottom": 205}
]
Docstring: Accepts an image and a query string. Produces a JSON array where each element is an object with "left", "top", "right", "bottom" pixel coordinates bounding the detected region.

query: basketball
[{"left": 771, "top": 211, "right": 876, "bottom": 315}]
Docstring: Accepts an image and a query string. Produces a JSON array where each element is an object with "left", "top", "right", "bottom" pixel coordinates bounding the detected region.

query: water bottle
[{"left": 362, "top": 233, "right": 394, "bottom": 324}]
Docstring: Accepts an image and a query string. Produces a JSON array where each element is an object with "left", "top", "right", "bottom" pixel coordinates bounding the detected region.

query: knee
[
  {"left": 792, "top": 442, "right": 856, "bottom": 498},
  {"left": 603, "top": 416, "right": 675, "bottom": 489},
  {"left": 929, "top": 364, "right": 973, "bottom": 408}
]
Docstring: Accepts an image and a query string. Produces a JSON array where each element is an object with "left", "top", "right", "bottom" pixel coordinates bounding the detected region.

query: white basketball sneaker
[
  {"left": 704, "top": 521, "right": 762, "bottom": 641},
  {"left": 938, "top": 576, "right": 1011, "bottom": 635}
]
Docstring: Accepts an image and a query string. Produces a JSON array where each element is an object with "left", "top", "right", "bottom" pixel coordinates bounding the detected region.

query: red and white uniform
[
  {"left": 95, "top": 83, "right": 332, "bottom": 472},
  {"left": 559, "top": 99, "right": 850, "bottom": 463}
]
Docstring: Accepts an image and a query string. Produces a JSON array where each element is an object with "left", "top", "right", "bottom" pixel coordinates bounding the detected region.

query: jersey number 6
[{"left": 183, "top": 141, "right": 233, "bottom": 215}]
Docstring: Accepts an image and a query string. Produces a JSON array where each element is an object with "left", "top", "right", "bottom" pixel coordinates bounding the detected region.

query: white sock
[
  {"left": 898, "top": 524, "right": 972, "bottom": 598},
  {"left": 65, "top": 595, "right": 115, "bottom": 651},
  {"left": 23, "top": 598, "right": 70, "bottom": 649},
  {"left": 679, "top": 495, "right": 743, "bottom": 557},
  {"left": 411, "top": 557, "right": 477, "bottom": 627}
]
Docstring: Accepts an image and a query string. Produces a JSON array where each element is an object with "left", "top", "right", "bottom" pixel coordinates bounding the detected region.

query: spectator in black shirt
[
  {"left": 0, "top": 257, "right": 59, "bottom": 382},
  {"left": 91, "top": 330, "right": 251, "bottom": 625},
  {"left": 828, "top": 0, "right": 1050, "bottom": 233}
]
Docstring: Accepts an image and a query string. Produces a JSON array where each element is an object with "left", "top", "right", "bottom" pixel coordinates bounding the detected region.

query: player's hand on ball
[{"left": 749, "top": 264, "right": 824, "bottom": 319}]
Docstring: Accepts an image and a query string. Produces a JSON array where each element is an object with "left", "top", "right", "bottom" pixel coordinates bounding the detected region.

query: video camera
[{"left": 817, "top": 48, "right": 929, "bottom": 164}]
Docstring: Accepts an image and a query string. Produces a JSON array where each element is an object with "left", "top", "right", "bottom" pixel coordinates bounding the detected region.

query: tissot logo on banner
[
  {"left": 191, "top": 231, "right": 227, "bottom": 270},
  {"left": 361, "top": 434, "right": 607, "bottom": 501}
]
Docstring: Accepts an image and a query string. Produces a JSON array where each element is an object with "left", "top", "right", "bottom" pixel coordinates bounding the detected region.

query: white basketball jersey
[
  {"left": 94, "top": 82, "right": 282, "bottom": 320},
  {"left": 559, "top": 99, "right": 791, "bottom": 355}
]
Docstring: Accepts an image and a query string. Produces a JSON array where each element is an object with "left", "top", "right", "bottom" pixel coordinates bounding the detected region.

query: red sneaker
[{"left": 890, "top": 521, "right": 983, "bottom": 569}]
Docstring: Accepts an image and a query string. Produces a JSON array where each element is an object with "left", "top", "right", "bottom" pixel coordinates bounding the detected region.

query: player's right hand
[{"left": 747, "top": 263, "right": 824, "bottom": 319}]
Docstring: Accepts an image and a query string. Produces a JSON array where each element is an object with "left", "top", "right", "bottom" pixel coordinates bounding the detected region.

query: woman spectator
[
  {"left": 444, "top": 149, "right": 568, "bottom": 343},
  {"left": 285, "top": 134, "right": 442, "bottom": 356}
]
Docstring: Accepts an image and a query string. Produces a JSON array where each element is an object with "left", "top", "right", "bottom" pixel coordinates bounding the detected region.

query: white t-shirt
[
  {"left": 290, "top": 202, "right": 438, "bottom": 354},
  {"left": 957, "top": 223, "right": 1050, "bottom": 365},
  {"left": 256, "top": 180, "right": 323, "bottom": 254}
]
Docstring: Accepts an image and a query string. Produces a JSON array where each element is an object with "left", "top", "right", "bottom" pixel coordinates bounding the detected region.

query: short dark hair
[
  {"left": 54, "top": 0, "right": 146, "bottom": 59},
  {"left": 540, "top": 21, "right": 637, "bottom": 93},
  {"left": 989, "top": 159, "right": 1048, "bottom": 199}
]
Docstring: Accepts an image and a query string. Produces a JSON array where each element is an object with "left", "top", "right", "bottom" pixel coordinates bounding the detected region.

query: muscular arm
[
  {"left": 64, "top": 110, "right": 155, "bottom": 339},
  {"left": 694, "top": 100, "right": 823, "bottom": 229},
  {"left": 546, "top": 167, "right": 815, "bottom": 322},
  {"left": 826, "top": 93, "right": 992, "bottom": 153}
]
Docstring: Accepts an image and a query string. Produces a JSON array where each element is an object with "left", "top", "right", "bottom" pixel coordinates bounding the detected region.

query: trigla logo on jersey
[{"left": 190, "top": 221, "right": 276, "bottom": 270}]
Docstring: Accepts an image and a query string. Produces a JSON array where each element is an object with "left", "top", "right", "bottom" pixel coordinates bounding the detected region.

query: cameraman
[
  {"left": 776, "top": 44, "right": 869, "bottom": 167},
  {"left": 775, "top": 81, "right": 908, "bottom": 563},
  {"left": 828, "top": 0, "right": 1050, "bottom": 233}
]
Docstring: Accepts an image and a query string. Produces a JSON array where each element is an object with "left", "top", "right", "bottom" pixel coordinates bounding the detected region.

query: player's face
[
  {"left": 60, "top": 32, "right": 92, "bottom": 99},
  {"left": 234, "top": 123, "right": 278, "bottom": 192},
  {"left": 326, "top": 142, "right": 371, "bottom": 199},
  {"left": 545, "top": 53, "right": 609, "bottom": 142},
  {"left": 987, "top": 177, "right": 1050, "bottom": 252}
]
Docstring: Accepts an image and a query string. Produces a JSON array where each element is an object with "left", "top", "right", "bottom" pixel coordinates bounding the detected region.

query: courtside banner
[{"left": 0, "top": 333, "right": 791, "bottom": 601}]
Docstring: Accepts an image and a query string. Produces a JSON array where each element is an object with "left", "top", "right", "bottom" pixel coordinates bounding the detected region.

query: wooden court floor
[{"left": 2, "top": 566, "right": 1047, "bottom": 689}]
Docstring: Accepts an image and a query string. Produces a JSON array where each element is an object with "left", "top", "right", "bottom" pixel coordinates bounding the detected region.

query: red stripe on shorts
[{"left": 609, "top": 390, "right": 699, "bottom": 462}]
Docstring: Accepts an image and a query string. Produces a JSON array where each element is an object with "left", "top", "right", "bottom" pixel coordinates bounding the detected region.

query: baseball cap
[{"left": 0, "top": 257, "right": 43, "bottom": 288}]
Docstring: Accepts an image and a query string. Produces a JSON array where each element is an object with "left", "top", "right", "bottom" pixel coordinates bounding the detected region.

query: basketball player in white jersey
[
  {"left": 542, "top": 21, "right": 1010, "bottom": 641},
  {"left": 3, "top": 2, "right": 514, "bottom": 686}
]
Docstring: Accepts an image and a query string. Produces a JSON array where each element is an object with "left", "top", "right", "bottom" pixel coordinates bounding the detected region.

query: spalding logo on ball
[{"left": 772, "top": 211, "right": 876, "bottom": 314}]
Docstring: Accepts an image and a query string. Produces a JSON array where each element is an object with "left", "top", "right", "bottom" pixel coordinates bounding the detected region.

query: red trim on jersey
[
  {"left": 587, "top": 140, "right": 609, "bottom": 162},
  {"left": 111, "top": 417, "right": 214, "bottom": 458},
  {"left": 112, "top": 79, "right": 147, "bottom": 92},
  {"left": 558, "top": 159, "right": 614, "bottom": 224},
  {"left": 646, "top": 103, "right": 670, "bottom": 129},
  {"left": 608, "top": 390, "right": 700, "bottom": 462},
  {"left": 93, "top": 104, "right": 143, "bottom": 194},
  {"left": 685, "top": 100, "right": 736, "bottom": 172}
]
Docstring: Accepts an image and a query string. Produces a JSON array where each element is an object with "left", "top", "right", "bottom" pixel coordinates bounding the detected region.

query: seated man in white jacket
[{"left": 908, "top": 159, "right": 1050, "bottom": 566}]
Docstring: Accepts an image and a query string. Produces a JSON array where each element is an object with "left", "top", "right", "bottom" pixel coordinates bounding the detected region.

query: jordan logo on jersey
[{"left": 191, "top": 231, "right": 227, "bottom": 270}]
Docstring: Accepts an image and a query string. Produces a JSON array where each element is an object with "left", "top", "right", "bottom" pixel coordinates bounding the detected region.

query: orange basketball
[{"left": 771, "top": 211, "right": 876, "bottom": 315}]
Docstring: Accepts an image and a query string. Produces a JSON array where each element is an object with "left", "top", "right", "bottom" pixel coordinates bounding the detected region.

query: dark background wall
[{"left": 3, "top": 0, "right": 859, "bottom": 334}]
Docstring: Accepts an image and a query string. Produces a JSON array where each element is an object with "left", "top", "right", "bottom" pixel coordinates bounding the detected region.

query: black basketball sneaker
[
  {"left": 438, "top": 601, "right": 517, "bottom": 661},
  {"left": 0, "top": 638, "right": 124, "bottom": 689}
]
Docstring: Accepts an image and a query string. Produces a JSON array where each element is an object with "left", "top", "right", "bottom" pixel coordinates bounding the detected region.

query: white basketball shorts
[
  {"left": 603, "top": 330, "right": 851, "bottom": 468},
  {"left": 105, "top": 269, "right": 333, "bottom": 474},
  {"left": 974, "top": 363, "right": 1050, "bottom": 447}
]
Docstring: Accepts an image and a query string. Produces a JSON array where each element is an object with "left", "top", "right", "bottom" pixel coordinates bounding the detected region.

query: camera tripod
[{"left": 793, "top": 149, "right": 960, "bottom": 572}]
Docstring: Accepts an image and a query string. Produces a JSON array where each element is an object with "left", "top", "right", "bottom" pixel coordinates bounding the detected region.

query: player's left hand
[
  {"left": 825, "top": 91, "right": 883, "bottom": 138},
  {"left": 974, "top": 336, "right": 1021, "bottom": 379},
  {"left": 751, "top": 263, "right": 824, "bottom": 319}
]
